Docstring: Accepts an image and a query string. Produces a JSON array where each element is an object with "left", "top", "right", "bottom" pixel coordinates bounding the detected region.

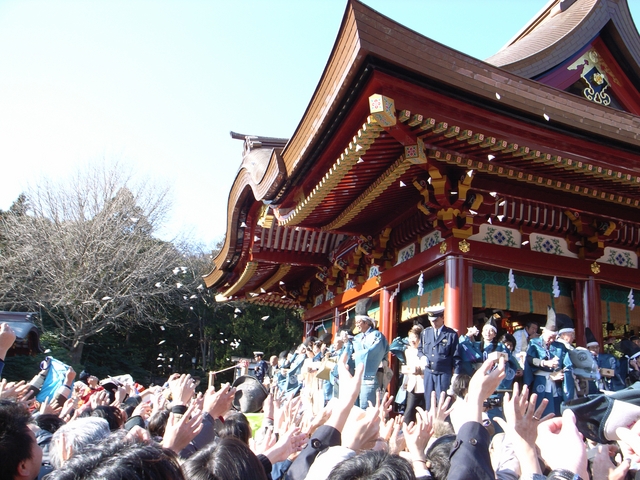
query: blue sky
[{"left": 1, "top": 1, "right": 638, "bottom": 250}]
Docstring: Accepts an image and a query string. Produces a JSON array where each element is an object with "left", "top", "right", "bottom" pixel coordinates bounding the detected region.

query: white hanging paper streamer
[
  {"left": 630, "top": 289, "right": 635, "bottom": 311},
  {"left": 417, "top": 272, "right": 424, "bottom": 297},
  {"left": 508, "top": 269, "right": 518, "bottom": 293},
  {"left": 389, "top": 283, "right": 400, "bottom": 303},
  {"left": 552, "top": 276, "right": 560, "bottom": 298}
]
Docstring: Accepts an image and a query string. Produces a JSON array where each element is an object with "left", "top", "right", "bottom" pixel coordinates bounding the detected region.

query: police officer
[
  {"left": 417, "top": 305, "right": 461, "bottom": 411},
  {"left": 253, "top": 351, "right": 269, "bottom": 384}
]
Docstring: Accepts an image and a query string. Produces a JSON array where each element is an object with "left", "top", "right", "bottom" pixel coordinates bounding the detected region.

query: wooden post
[
  {"left": 379, "top": 287, "right": 398, "bottom": 395},
  {"left": 444, "top": 256, "right": 473, "bottom": 334},
  {"left": 576, "top": 277, "right": 602, "bottom": 346}
]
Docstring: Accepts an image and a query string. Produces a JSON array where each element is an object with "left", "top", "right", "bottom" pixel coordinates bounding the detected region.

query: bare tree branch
[{"left": 0, "top": 162, "right": 193, "bottom": 362}]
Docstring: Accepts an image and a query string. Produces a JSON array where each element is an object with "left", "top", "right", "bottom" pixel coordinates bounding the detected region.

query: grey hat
[
  {"left": 231, "top": 375, "right": 269, "bottom": 413},
  {"left": 569, "top": 347, "right": 599, "bottom": 380}
]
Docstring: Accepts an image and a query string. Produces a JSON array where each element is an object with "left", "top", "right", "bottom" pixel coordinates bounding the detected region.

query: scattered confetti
[
  {"left": 101, "top": 296, "right": 112, "bottom": 301},
  {"left": 160, "top": 326, "right": 165, "bottom": 331},
  {"left": 262, "top": 316, "right": 270, "bottom": 321},
  {"left": 155, "top": 282, "right": 162, "bottom": 288},
  {"left": 487, "top": 154, "right": 495, "bottom": 161},
  {"left": 240, "top": 222, "right": 247, "bottom": 228},
  {"left": 399, "top": 180, "right": 406, "bottom": 187},
  {"left": 543, "top": 113, "right": 550, "bottom": 121},
  {"left": 495, "top": 92, "right": 501, "bottom": 100},
  {"left": 158, "top": 340, "right": 166, "bottom": 345}
]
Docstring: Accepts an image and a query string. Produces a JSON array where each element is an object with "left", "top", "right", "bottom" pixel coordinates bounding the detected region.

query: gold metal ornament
[
  {"left": 459, "top": 239, "right": 470, "bottom": 253},
  {"left": 439, "top": 242, "right": 447, "bottom": 254},
  {"left": 591, "top": 262, "right": 601, "bottom": 274}
]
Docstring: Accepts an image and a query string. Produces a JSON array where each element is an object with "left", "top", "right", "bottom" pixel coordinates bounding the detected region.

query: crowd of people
[{"left": 3, "top": 301, "right": 640, "bottom": 480}]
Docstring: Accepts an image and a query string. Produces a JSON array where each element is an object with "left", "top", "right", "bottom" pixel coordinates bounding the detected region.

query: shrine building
[{"left": 205, "top": 0, "right": 640, "bottom": 349}]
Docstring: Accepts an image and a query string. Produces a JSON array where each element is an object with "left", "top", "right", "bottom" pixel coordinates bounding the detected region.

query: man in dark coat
[{"left": 417, "top": 305, "right": 460, "bottom": 410}]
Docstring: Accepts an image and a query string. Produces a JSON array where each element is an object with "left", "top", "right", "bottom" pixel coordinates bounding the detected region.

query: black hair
[
  {"left": 34, "top": 413, "right": 66, "bottom": 434},
  {"left": 327, "top": 450, "right": 415, "bottom": 480},
  {"left": 219, "top": 412, "right": 251, "bottom": 445},
  {"left": 182, "top": 436, "right": 268, "bottom": 480},
  {"left": 46, "top": 433, "right": 184, "bottom": 480},
  {"left": 425, "top": 434, "right": 456, "bottom": 480},
  {"left": 91, "top": 405, "right": 125, "bottom": 431},
  {"left": 148, "top": 409, "right": 170, "bottom": 439},
  {"left": 499, "top": 333, "right": 517, "bottom": 351},
  {"left": 0, "top": 400, "right": 36, "bottom": 480},
  {"left": 451, "top": 374, "right": 470, "bottom": 399}
]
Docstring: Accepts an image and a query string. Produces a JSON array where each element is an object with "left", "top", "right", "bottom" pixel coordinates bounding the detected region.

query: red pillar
[
  {"left": 379, "top": 287, "right": 398, "bottom": 395},
  {"left": 444, "top": 256, "right": 473, "bottom": 334},
  {"left": 575, "top": 277, "right": 602, "bottom": 346}
]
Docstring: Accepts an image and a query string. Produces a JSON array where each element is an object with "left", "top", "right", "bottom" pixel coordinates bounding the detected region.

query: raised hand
[
  {"left": 429, "top": 390, "right": 453, "bottom": 425},
  {"left": 536, "top": 409, "right": 589, "bottom": 480},
  {"left": 493, "top": 383, "right": 550, "bottom": 477},
  {"left": 161, "top": 403, "right": 204, "bottom": 453},
  {"left": 91, "top": 390, "right": 110, "bottom": 409},
  {"left": 202, "top": 382, "right": 235, "bottom": 419},
  {"left": 262, "top": 425, "right": 307, "bottom": 463},
  {"left": 131, "top": 401, "right": 153, "bottom": 420},
  {"left": 0, "top": 323, "right": 16, "bottom": 361},
  {"left": 591, "top": 444, "right": 629, "bottom": 480},
  {"left": 341, "top": 406, "right": 381, "bottom": 452},
  {"left": 168, "top": 374, "right": 196, "bottom": 406},
  {"left": 0, "top": 379, "right": 29, "bottom": 399},
  {"left": 404, "top": 407, "right": 433, "bottom": 464}
]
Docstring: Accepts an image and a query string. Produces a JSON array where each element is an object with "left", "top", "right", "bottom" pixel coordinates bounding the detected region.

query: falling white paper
[
  {"left": 630, "top": 289, "right": 636, "bottom": 311},
  {"left": 543, "top": 113, "right": 550, "bottom": 121}
]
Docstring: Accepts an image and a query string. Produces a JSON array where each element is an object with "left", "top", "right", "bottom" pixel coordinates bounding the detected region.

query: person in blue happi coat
[
  {"left": 525, "top": 308, "right": 561, "bottom": 417},
  {"left": 352, "top": 297, "right": 389, "bottom": 409},
  {"left": 585, "top": 327, "right": 625, "bottom": 393},
  {"left": 417, "top": 305, "right": 461, "bottom": 411},
  {"left": 615, "top": 338, "right": 640, "bottom": 387},
  {"left": 550, "top": 312, "right": 577, "bottom": 412}
]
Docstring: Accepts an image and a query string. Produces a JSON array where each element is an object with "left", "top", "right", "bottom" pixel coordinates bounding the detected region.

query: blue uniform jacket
[
  {"left": 550, "top": 340, "right": 576, "bottom": 401},
  {"left": 524, "top": 337, "right": 555, "bottom": 386},
  {"left": 417, "top": 326, "right": 461, "bottom": 375},
  {"left": 595, "top": 353, "right": 626, "bottom": 391},
  {"left": 255, "top": 359, "right": 269, "bottom": 383},
  {"left": 329, "top": 341, "right": 354, "bottom": 386},
  {"left": 353, "top": 328, "right": 389, "bottom": 379}
]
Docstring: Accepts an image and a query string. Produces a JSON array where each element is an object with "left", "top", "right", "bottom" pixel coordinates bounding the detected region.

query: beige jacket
[{"left": 404, "top": 346, "right": 425, "bottom": 394}]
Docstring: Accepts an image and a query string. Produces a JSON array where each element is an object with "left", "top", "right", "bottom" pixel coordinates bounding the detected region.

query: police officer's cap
[{"left": 426, "top": 305, "right": 445, "bottom": 320}]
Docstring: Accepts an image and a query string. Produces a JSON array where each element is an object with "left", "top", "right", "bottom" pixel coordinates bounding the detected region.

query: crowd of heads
[{"left": 3, "top": 314, "right": 640, "bottom": 480}]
